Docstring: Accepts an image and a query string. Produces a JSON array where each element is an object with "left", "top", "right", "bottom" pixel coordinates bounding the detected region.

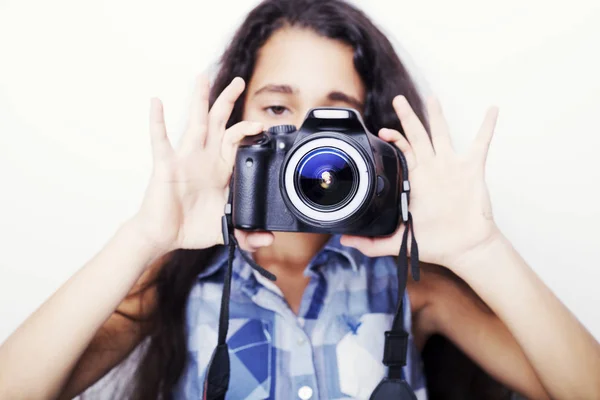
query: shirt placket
[{"left": 241, "top": 261, "right": 327, "bottom": 400}]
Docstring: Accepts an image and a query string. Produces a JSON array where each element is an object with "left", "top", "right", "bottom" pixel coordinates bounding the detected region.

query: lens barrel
[{"left": 295, "top": 147, "right": 358, "bottom": 211}]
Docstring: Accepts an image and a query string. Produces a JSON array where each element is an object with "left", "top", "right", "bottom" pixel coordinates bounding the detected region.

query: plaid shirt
[{"left": 173, "top": 235, "right": 427, "bottom": 400}]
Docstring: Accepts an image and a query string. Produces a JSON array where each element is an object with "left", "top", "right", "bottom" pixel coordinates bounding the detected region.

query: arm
[
  {"left": 451, "top": 234, "right": 600, "bottom": 399},
  {"left": 0, "top": 221, "right": 164, "bottom": 400},
  {"left": 411, "top": 263, "right": 550, "bottom": 399},
  {"left": 342, "top": 95, "right": 600, "bottom": 400},
  {"left": 57, "top": 255, "right": 163, "bottom": 400}
]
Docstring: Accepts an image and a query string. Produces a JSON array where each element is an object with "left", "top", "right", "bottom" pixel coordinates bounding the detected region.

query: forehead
[{"left": 247, "top": 26, "right": 365, "bottom": 101}]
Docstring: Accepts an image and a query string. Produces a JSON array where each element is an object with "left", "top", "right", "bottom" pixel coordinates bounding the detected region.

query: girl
[{"left": 0, "top": 1, "right": 598, "bottom": 399}]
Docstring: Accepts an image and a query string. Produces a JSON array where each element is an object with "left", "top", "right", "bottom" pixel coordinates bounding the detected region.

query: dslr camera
[{"left": 232, "top": 108, "right": 406, "bottom": 236}]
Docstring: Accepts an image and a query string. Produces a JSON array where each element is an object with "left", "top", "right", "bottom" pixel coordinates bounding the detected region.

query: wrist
[
  {"left": 447, "top": 227, "right": 507, "bottom": 279},
  {"left": 121, "top": 216, "right": 173, "bottom": 263}
]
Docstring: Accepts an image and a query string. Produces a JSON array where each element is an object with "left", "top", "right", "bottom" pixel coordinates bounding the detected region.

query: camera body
[{"left": 232, "top": 108, "right": 404, "bottom": 236}]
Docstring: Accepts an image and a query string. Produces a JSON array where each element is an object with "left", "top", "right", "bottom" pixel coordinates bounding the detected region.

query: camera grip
[{"left": 232, "top": 149, "right": 269, "bottom": 230}]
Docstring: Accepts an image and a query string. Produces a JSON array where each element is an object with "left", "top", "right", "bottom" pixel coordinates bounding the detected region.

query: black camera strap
[
  {"left": 370, "top": 216, "right": 420, "bottom": 400},
  {"left": 204, "top": 148, "right": 420, "bottom": 400},
  {"left": 203, "top": 184, "right": 276, "bottom": 400},
  {"left": 370, "top": 147, "right": 420, "bottom": 400}
]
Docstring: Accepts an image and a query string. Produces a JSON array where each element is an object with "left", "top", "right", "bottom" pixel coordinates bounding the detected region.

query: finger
[
  {"left": 379, "top": 128, "right": 417, "bottom": 172},
  {"left": 234, "top": 230, "right": 274, "bottom": 252},
  {"left": 426, "top": 96, "right": 454, "bottom": 155},
  {"left": 180, "top": 74, "right": 210, "bottom": 150},
  {"left": 470, "top": 106, "right": 499, "bottom": 165},
  {"left": 221, "top": 121, "right": 264, "bottom": 165},
  {"left": 206, "top": 77, "right": 245, "bottom": 148},
  {"left": 340, "top": 232, "right": 403, "bottom": 258},
  {"left": 393, "top": 95, "right": 434, "bottom": 162},
  {"left": 149, "top": 98, "right": 173, "bottom": 161}
]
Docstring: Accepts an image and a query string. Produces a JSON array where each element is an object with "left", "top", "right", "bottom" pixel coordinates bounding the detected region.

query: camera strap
[
  {"left": 203, "top": 183, "right": 276, "bottom": 400},
  {"left": 204, "top": 148, "right": 420, "bottom": 400},
  {"left": 369, "top": 147, "right": 421, "bottom": 400},
  {"left": 369, "top": 214, "right": 420, "bottom": 400}
]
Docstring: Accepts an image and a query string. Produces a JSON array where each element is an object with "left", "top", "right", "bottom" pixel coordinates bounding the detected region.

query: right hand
[{"left": 130, "top": 75, "right": 266, "bottom": 253}]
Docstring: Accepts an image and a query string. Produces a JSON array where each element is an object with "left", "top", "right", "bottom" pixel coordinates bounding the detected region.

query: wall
[{"left": 0, "top": 0, "right": 598, "bottom": 344}]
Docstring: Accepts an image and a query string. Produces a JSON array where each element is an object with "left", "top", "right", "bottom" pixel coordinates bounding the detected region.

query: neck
[{"left": 254, "top": 232, "right": 330, "bottom": 273}]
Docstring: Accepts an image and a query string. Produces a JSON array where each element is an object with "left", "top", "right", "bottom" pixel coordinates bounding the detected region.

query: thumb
[{"left": 234, "top": 229, "right": 274, "bottom": 252}]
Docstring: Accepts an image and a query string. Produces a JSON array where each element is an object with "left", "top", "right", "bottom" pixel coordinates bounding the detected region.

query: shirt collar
[
  {"left": 196, "top": 246, "right": 229, "bottom": 280},
  {"left": 306, "top": 234, "right": 365, "bottom": 276}
]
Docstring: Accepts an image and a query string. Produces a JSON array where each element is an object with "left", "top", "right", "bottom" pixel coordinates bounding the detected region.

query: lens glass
[{"left": 295, "top": 147, "right": 358, "bottom": 210}]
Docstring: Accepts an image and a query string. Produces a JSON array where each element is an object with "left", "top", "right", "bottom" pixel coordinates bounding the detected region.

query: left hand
[{"left": 341, "top": 95, "right": 501, "bottom": 271}]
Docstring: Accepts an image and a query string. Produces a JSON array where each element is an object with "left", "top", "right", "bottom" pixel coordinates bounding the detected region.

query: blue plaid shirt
[{"left": 173, "top": 235, "right": 427, "bottom": 400}]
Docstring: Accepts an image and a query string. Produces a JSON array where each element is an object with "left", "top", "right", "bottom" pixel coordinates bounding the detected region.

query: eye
[{"left": 264, "top": 105, "right": 290, "bottom": 116}]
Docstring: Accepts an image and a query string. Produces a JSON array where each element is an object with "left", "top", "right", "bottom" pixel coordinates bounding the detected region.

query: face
[
  {"left": 243, "top": 26, "right": 366, "bottom": 128},
  {"left": 241, "top": 26, "right": 366, "bottom": 252}
]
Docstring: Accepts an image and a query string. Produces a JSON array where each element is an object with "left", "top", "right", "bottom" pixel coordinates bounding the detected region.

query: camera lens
[
  {"left": 284, "top": 137, "right": 370, "bottom": 222},
  {"left": 295, "top": 147, "right": 358, "bottom": 210}
]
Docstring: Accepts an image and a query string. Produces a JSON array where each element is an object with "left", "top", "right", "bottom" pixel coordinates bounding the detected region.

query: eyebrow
[
  {"left": 328, "top": 91, "right": 364, "bottom": 111},
  {"left": 253, "top": 84, "right": 364, "bottom": 110},
  {"left": 254, "top": 84, "right": 295, "bottom": 96}
]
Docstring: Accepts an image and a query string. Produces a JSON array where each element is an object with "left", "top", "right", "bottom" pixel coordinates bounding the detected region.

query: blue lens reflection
[{"left": 296, "top": 147, "right": 357, "bottom": 209}]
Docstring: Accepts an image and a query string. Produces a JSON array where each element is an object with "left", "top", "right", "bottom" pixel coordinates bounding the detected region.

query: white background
[{"left": 0, "top": 0, "right": 599, "bottom": 345}]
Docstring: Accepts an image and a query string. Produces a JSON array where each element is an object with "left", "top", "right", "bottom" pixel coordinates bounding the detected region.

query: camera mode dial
[
  {"left": 239, "top": 132, "right": 271, "bottom": 148},
  {"left": 267, "top": 124, "right": 296, "bottom": 135}
]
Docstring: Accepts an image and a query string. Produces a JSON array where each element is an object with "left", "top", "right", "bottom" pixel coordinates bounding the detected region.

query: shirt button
[
  {"left": 298, "top": 385, "right": 313, "bottom": 399},
  {"left": 297, "top": 337, "right": 306, "bottom": 345}
]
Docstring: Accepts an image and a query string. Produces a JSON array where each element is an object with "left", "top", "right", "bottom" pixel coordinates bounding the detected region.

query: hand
[
  {"left": 130, "top": 75, "right": 264, "bottom": 253},
  {"left": 341, "top": 95, "right": 501, "bottom": 271}
]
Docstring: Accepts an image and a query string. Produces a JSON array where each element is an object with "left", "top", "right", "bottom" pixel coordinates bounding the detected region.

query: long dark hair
[{"left": 130, "top": 1, "right": 510, "bottom": 399}]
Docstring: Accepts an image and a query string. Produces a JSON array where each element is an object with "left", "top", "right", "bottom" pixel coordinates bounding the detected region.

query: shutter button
[{"left": 298, "top": 386, "right": 313, "bottom": 399}]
